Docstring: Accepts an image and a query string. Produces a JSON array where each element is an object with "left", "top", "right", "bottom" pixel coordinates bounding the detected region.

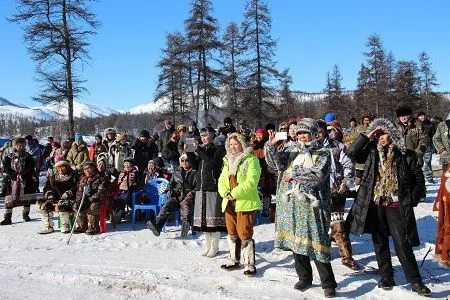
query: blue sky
[{"left": 1, "top": 0, "right": 449, "bottom": 111}]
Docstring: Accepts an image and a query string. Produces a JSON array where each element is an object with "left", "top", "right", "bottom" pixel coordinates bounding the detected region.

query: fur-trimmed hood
[
  {"left": 368, "top": 118, "right": 406, "bottom": 153},
  {"left": 225, "top": 132, "right": 248, "bottom": 157}
]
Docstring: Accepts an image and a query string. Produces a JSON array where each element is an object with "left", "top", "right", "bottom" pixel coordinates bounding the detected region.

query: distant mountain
[
  {"left": 0, "top": 96, "right": 56, "bottom": 120},
  {"left": 0, "top": 96, "right": 119, "bottom": 120},
  {"left": 38, "top": 101, "right": 119, "bottom": 118}
]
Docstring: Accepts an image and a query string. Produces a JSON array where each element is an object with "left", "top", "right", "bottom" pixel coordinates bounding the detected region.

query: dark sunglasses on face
[{"left": 180, "top": 159, "right": 189, "bottom": 162}]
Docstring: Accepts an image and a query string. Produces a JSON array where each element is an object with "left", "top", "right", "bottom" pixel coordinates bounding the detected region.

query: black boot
[
  {"left": 0, "top": 212, "right": 12, "bottom": 225},
  {"left": 147, "top": 219, "right": 162, "bottom": 236}
]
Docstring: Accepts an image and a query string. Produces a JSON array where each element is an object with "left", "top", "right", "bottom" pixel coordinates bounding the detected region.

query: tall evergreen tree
[
  {"left": 277, "top": 68, "right": 297, "bottom": 121},
  {"left": 358, "top": 34, "right": 390, "bottom": 117},
  {"left": 394, "top": 60, "right": 421, "bottom": 109},
  {"left": 418, "top": 51, "right": 439, "bottom": 113},
  {"left": 220, "top": 22, "right": 245, "bottom": 121},
  {"left": 155, "top": 32, "right": 187, "bottom": 124},
  {"left": 184, "top": 0, "right": 222, "bottom": 125},
  {"left": 241, "top": 0, "right": 279, "bottom": 126},
  {"left": 9, "top": 0, "right": 100, "bottom": 139}
]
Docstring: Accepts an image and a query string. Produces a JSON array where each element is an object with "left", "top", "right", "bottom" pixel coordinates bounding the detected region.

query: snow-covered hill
[{"left": 0, "top": 96, "right": 118, "bottom": 120}]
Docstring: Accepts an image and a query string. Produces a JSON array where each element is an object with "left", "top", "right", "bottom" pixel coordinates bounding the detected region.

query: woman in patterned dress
[{"left": 264, "top": 118, "right": 337, "bottom": 298}]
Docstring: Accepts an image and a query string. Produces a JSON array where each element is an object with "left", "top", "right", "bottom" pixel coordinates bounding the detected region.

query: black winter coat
[
  {"left": 131, "top": 138, "right": 158, "bottom": 172},
  {"left": 195, "top": 143, "right": 225, "bottom": 192},
  {"left": 345, "top": 134, "right": 426, "bottom": 247},
  {"left": 168, "top": 167, "right": 197, "bottom": 198}
]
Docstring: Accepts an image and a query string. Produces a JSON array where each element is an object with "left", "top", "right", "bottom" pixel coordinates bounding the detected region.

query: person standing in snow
[
  {"left": 432, "top": 111, "right": 450, "bottom": 174},
  {"left": 67, "top": 133, "right": 89, "bottom": 175},
  {"left": 346, "top": 118, "right": 431, "bottom": 296},
  {"left": 218, "top": 133, "right": 261, "bottom": 276},
  {"left": 1, "top": 137, "right": 37, "bottom": 225},
  {"left": 192, "top": 126, "right": 227, "bottom": 258},
  {"left": 264, "top": 118, "right": 337, "bottom": 298}
]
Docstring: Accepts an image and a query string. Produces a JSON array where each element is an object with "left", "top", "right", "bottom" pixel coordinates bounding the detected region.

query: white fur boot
[
  {"left": 202, "top": 232, "right": 212, "bottom": 256},
  {"left": 207, "top": 231, "right": 221, "bottom": 258},
  {"left": 38, "top": 211, "right": 54, "bottom": 234},
  {"left": 59, "top": 212, "right": 72, "bottom": 234}
]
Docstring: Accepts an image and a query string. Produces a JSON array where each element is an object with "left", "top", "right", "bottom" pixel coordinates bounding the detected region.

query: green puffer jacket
[
  {"left": 433, "top": 114, "right": 450, "bottom": 165},
  {"left": 218, "top": 148, "right": 261, "bottom": 212}
]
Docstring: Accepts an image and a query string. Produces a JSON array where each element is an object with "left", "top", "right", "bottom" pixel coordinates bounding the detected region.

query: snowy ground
[{"left": 0, "top": 170, "right": 449, "bottom": 299}]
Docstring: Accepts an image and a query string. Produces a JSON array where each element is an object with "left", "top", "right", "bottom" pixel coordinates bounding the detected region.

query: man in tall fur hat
[
  {"left": 1, "top": 137, "right": 36, "bottom": 225},
  {"left": 346, "top": 117, "right": 430, "bottom": 296}
]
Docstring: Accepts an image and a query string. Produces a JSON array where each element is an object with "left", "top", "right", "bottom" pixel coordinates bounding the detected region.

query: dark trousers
[
  {"left": 156, "top": 195, "right": 194, "bottom": 227},
  {"left": 293, "top": 253, "right": 337, "bottom": 289},
  {"left": 369, "top": 203, "right": 422, "bottom": 284}
]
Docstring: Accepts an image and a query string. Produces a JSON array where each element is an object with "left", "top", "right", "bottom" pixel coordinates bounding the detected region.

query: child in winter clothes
[{"left": 112, "top": 158, "right": 139, "bottom": 219}]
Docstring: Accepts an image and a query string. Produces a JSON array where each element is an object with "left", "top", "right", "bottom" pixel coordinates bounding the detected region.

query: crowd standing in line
[{"left": 1, "top": 105, "right": 448, "bottom": 297}]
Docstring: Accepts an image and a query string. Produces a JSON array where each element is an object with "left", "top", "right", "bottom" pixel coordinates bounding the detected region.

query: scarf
[
  {"left": 373, "top": 143, "right": 399, "bottom": 206},
  {"left": 227, "top": 150, "right": 247, "bottom": 176}
]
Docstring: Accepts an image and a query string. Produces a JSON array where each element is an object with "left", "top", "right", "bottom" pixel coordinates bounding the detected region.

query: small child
[{"left": 112, "top": 157, "right": 139, "bottom": 220}]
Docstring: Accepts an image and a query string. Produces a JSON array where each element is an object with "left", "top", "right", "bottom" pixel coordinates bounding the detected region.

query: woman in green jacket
[{"left": 218, "top": 133, "right": 261, "bottom": 276}]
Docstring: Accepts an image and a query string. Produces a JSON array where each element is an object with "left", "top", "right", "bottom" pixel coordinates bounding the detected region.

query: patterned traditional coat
[
  {"left": 75, "top": 171, "right": 108, "bottom": 213},
  {"left": 265, "top": 139, "right": 332, "bottom": 263}
]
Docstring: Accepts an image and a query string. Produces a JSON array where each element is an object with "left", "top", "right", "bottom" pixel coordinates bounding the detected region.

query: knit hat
[
  {"left": 200, "top": 127, "right": 216, "bottom": 135},
  {"left": 25, "top": 135, "right": 33, "bottom": 141},
  {"left": 179, "top": 152, "right": 195, "bottom": 164},
  {"left": 417, "top": 111, "right": 426, "bottom": 118},
  {"left": 139, "top": 130, "right": 150, "bottom": 138},
  {"left": 396, "top": 105, "right": 413, "bottom": 117},
  {"left": 255, "top": 128, "right": 268, "bottom": 136},
  {"left": 75, "top": 133, "right": 83, "bottom": 142},
  {"left": 94, "top": 134, "right": 102, "bottom": 140},
  {"left": 362, "top": 112, "right": 374, "bottom": 120},
  {"left": 296, "top": 118, "right": 319, "bottom": 135},
  {"left": 324, "top": 112, "right": 336, "bottom": 123}
]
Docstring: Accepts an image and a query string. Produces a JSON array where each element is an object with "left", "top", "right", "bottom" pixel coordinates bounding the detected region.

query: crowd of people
[{"left": 1, "top": 105, "right": 449, "bottom": 298}]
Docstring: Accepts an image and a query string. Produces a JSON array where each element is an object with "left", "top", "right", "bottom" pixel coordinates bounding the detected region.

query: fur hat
[
  {"left": 327, "top": 120, "right": 343, "bottom": 134},
  {"left": 278, "top": 122, "right": 288, "bottom": 132},
  {"left": 124, "top": 157, "right": 136, "bottom": 165},
  {"left": 368, "top": 118, "right": 407, "bottom": 153},
  {"left": 396, "top": 105, "right": 413, "bottom": 117},
  {"left": 94, "top": 134, "right": 102, "bottom": 140},
  {"left": 54, "top": 157, "right": 70, "bottom": 168},
  {"left": 12, "top": 137, "right": 26, "bottom": 146},
  {"left": 362, "top": 112, "right": 374, "bottom": 120},
  {"left": 62, "top": 140, "right": 71, "bottom": 150},
  {"left": 104, "top": 127, "right": 117, "bottom": 135},
  {"left": 255, "top": 128, "right": 268, "bottom": 136},
  {"left": 115, "top": 132, "right": 127, "bottom": 142},
  {"left": 82, "top": 161, "right": 96, "bottom": 169},
  {"left": 296, "top": 118, "right": 319, "bottom": 135}
]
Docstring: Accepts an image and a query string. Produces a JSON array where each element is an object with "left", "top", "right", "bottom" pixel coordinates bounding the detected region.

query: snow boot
[
  {"left": 332, "top": 222, "right": 359, "bottom": 271},
  {"left": 22, "top": 206, "right": 31, "bottom": 222},
  {"left": 59, "top": 212, "right": 72, "bottom": 234},
  {"left": 221, "top": 235, "right": 241, "bottom": 270},
  {"left": 0, "top": 211, "right": 12, "bottom": 225},
  {"left": 85, "top": 214, "right": 99, "bottom": 235},
  {"left": 242, "top": 239, "right": 257, "bottom": 276},
  {"left": 206, "top": 231, "right": 220, "bottom": 258},
  {"left": 147, "top": 219, "right": 162, "bottom": 237},
  {"left": 202, "top": 232, "right": 212, "bottom": 256},
  {"left": 74, "top": 213, "right": 87, "bottom": 234},
  {"left": 180, "top": 220, "right": 190, "bottom": 238},
  {"left": 38, "top": 211, "right": 54, "bottom": 234}
]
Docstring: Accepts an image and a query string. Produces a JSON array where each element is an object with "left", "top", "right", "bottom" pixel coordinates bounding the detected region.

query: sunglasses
[{"left": 180, "top": 159, "right": 189, "bottom": 162}]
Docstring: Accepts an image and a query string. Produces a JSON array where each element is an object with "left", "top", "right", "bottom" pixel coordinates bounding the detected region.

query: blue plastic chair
[
  {"left": 131, "top": 178, "right": 169, "bottom": 230},
  {"left": 160, "top": 193, "right": 180, "bottom": 233}
]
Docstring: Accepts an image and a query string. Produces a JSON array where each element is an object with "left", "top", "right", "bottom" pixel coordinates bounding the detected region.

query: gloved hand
[{"left": 60, "top": 191, "right": 73, "bottom": 200}]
